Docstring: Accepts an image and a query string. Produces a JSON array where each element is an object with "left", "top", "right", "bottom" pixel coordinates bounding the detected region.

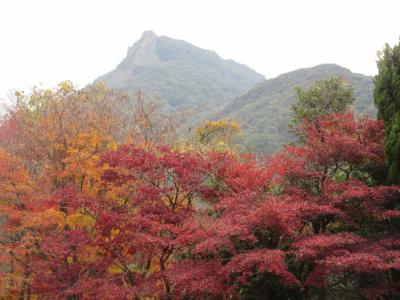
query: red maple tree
[{"left": 1, "top": 111, "right": 399, "bottom": 299}]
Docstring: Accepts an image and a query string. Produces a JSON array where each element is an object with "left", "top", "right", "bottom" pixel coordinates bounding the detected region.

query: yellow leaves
[
  {"left": 195, "top": 118, "right": 241, "bottom": 152},
  {"left": 108, "top": 264, "right": 124, "bottom": 274},
  {"left": 77, "top": 91, "right": 88, "bottom": 102},
  {"left": 196, "top": 119, "right": 240, "bottom": 141},
  {"left": 43, "top": 88, "right": 53, "bottom": 98},
  {"left": 170, "top": 119, "right": 242, "bottom": 154},
  {"left": 111, "top": 228, "right": 120, "bottom": 238},
  {"left": 172, "top": 141, "right": 197, "bottom": 154},
  {"left": 95, "top": 81, "right": 107, "bottom": 90},
  {"left": 66, "top": 256, "right": 74, "bottom": 264},
  {"left": 66, "top": 213, "right": 95, "bottom": 230},
  {"left": 57, "top": 80, "right": 74, "bottom": 95},
  {"left": 148, "top": 257, "right": 161, "bottom": 273},
  {"left": 102, "top": 228, "right": 121, "bottom": 242},
  {"left": 5, "top": 82, "right": 123, "bottom": 193},
  {"left": 108, "top": 141, "right": 118, "bottom": 151}
]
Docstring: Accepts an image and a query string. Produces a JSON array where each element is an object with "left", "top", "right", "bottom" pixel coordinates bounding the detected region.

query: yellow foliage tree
[{"left": 195, "top": 118, "right": 241, "bottom": 152}]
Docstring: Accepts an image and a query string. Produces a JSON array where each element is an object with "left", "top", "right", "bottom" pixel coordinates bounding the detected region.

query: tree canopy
[
  {"left": 374, "top": 40, "right": 400, "bottom": 183},
  {"left": 290, "top": 76, "right": 355, "bottom": 139},
  {"left": 0, "top": 82, "right": 399, "bottom": 299}
]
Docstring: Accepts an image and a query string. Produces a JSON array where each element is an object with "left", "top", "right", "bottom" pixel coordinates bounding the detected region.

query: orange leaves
[
  {"left": 20, "top": 208, "right": 63, "bottom": 230},
  {"left": 0, "top": 150, "right": 31, "bottom": 204},
  {"left": 1, "top": 86, "right": 400, "bottom": 300},
  {"left": 0, "top": 83, "right": 127, "bottom": 194}
]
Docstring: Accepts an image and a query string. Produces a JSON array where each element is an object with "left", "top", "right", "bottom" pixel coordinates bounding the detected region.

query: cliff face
[{"left": 95, "top": 31, "right": 265, "bottom": 109}]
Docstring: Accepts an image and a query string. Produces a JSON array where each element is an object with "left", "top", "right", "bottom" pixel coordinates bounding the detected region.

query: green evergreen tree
[
  {"left": 374, "top": 40, "right": 400, "bottom": 183},
  {"left": 289, "top": 76, "right": 354, "bottom": 139}
]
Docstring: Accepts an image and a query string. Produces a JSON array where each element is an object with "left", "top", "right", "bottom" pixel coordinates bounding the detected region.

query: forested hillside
[
  {"left": 96, "top": 33, "right": 376, "bottom": 154},
  {"left": 96, "top": 31, "right": 265, "bottom": 110},
  {"left": 217, "top": 64, "right": 375, "bottom": 153}
]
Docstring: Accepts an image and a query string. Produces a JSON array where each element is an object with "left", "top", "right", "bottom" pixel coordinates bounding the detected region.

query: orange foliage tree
[
  {"left": 1, "top": 81, "right": 399, "bottom": 300},
  {"left": 0, "top": 82, "right": 183, "bottom": 299}
]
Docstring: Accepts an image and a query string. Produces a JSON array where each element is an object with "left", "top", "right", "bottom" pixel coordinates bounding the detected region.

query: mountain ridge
[
  {"left": 96, "top": 31, "right": 265, "bottom": 109},
  {"left": 95, "top": 32, "right": 376, "bottom": 154},
  {"left": 216, "top": 63, "right": 375, "bottom": 153}
]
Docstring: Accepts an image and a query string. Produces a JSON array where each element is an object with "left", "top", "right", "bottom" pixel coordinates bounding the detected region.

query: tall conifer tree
[{"left": 374, "top": 40, "right": 400, "bottom": 183}]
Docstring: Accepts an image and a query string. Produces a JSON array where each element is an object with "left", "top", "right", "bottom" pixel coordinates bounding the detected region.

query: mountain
[
  {"left": 95, "top": 34, "right": 375, "bottom": 154},
  {"left": 217, "top": 64, "right": 375, "bottom": 153},
  {"left": 96, "top": 31, "right": 265, "bottom": 110}
]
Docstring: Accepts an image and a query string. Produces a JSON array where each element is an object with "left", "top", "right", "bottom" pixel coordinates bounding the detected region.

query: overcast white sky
[{"left": 0, "top": 0, "right": 399, "bottom": 103}]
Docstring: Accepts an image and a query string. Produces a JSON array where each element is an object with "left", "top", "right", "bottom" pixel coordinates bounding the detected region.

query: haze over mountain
[
  {"left": 217, "top": 64, "right": 375, "bottom": 153},
  {"left": 96, "top": 31, "right": 265, "bottom": 110},
  {"left": 96, "top": 32, "right": 375, "bottom": 154}
]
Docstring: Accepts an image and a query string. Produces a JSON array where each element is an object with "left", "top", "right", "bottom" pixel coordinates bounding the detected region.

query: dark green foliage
[
  {"left": 217, "top": 64, "right": 375, "bottom": 153},
  {"left": 374, "top": 41, "right": 400, "bottom": 183},
  {"left": 238, "top": 273, "right": 301, "bottom": 300},
  {"left": 385, "top": 112, "right": 400, "bottom": 183}
]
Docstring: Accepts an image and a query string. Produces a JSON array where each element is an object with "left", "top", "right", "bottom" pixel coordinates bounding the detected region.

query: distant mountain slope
[
  {"left": 217, "top": 64, "right": 375, "bottom": 153},
  {"left": 96, "top": 31, "right": 265, "bottom": 110}
]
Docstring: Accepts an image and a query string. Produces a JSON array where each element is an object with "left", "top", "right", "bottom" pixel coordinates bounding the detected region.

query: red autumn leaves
[{"left": 1, "top": 112, "right": 399, "bottom": 299}]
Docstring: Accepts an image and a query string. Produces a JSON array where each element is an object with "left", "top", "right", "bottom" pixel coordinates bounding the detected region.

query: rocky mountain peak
[
  {"left": 117, "top": 30, "right": 160, "bottom": 70},
  {"left": 96, "top": 31, "right": 265, "bottom": 109},
  {"left": 141, "top": 30, "right": 157, "bottom": 40}
]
